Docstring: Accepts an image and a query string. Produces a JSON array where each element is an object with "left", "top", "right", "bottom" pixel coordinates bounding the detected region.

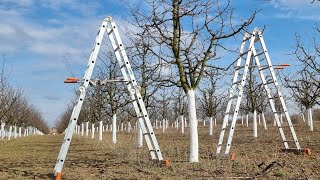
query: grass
[{"left": 0, "top": 120, "right": 319, "bottom": 179}]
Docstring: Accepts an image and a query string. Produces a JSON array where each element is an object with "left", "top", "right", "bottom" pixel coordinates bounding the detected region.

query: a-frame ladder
[
  {"left": 54, "top": 16, "right": 166, "bottom": 179},
  {"left": 216, "top": 28, "right": 308, "bottom": 158}
]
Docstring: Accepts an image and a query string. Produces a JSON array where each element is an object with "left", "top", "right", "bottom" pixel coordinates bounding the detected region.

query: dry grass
[{"left": 0, "top": 120, "right": 319, "bottom": 179}]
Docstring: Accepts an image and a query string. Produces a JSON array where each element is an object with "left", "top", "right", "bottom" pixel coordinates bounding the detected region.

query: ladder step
[
  {"left": 283, "top": 140, "right": 297, "bottom": 142},
  {"left": 235, "top": 65, "right": 245, "bottom": 70},
  {"left": 233, "top": 80, "right": 242, "bottom": 85},
  {"left": 259, "top": 66, "right": 269, "bottom": 71},
  {"left": 239, "top": 50, "right": 250, "bottom": 57},
  {"left": 255, "top": 51, "right": 265, "bottom": 57},
  {"left": 264, "top": 79, "right": 273, "bottom": 85},
  {"left": 242, "top": 36, "right": 251, "bottom": 42},
  {"left": 229, "top": 95, "right": 238, "bottom": 99},
  {"left": 268, "top": 96, "right": 279, "bottom": 99}
]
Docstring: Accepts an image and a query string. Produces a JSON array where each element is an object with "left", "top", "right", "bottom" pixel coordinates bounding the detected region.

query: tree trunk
[
  {"left": 86, "top": 121, "right": 89, "bottom": 137},
  {"left": 91, "top": 123, "right": 95, "bottom": 139},
  {"left": 18, "top": 127, "right": 22, "bottom": 137},
  {"left": 137, "top": 122, "right": 143, "bottom": 148},
  {"left": 209, "top": 117, "right": 213, "bottom": 136},
  {"left": 188, "top": 90, "right": 199, "bottom": 163},
  {"left": 99, "top": 121, "right": 103, "bottom": 141},
  {"left": 112, "top": 113, "right": 117, "bottom": 144},
  {"left": 0, "top": 122, "right": 4, "bottom": 140},
  {"left": 127, "top": 122, "right": 131, "bottom": 133},
  {"left": 308, "top": 108, "right": 313, "bottom": 131},
  {"left": 253, "top": 110, "right": 257, "bottom": 138},
  {"left": 8, "top": 125, "right": 12, "bottom": 140},
  {"left": 180, "top": 115, "right": 184, "bottom": 134},
  {"left": 302, "top": 113, "right": 305, "bottom": 122},
  {"left": 162, "top": 119, "right": 165, "bottom": 133},
  {"left": 246, "top": 114, "right": 249, "bottom": 127},
  {"left": 14, "top": 125, "right": 17, "bottom": 139}
]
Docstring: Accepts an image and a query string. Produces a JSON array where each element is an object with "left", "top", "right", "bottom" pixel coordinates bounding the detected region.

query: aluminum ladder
[
  {"left": 215, "top": 28, "right": 308, "bottom": 159},
  {"left": 53, "top": 16, "right": 166, "bottom": 180}
]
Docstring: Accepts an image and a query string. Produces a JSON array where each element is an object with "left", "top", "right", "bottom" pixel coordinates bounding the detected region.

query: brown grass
[{"left": 0, "top": 119, "right": 319, "bottom": 179}]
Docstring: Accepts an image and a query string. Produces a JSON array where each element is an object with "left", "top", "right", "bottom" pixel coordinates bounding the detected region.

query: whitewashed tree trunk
[
  {"left": 121, "top": 123, "right": 124, "bottom": 131},
  {"left": 203, "top": 119, "right": 205, "bottom": 126},
  {"left": 106, "top": 124, "right": 109, "bottom": 132},
  {"left": 1, "top": 122, "right": 5, "bottom": 140},
  {"left": 214, "top": 118, "right": 216, "bottom": 126},
  {"left": 8, "top": 125, "right": 12, "bottom": 140},
  {"left": 112, "top": 114, "right": 117, "bottom": 144},
  {"left": 187, "top": 90, "right": 199, "bottom": 163},
  {"left": 308, "top": 108, "right": 313, "bottom": 131},
  {"left": 85, "top": 121, "right": 89, "bottom": 137},
  {"left": 209, "top": 117, "right": 213, "bottom": 136},
  {"left": 99, "top": 121, "right": 103, "bottom": 141},
  {"left": 128, "top": 122, "right": 131, "bottom": 133},
  {"left": 162, "top": 119, "right": 165, "bottom": 133},
  {"left": 14, "top": 125, "right": 17, "bottom": 139},
  {"left": 185, "top": 118, "right": 187, "bottom": 127},
  {"left": 91, "top": 123, "right": 95, "bottom": 139},
  {"left": 302, "top": 113, "right": 305, "bottom": 122},
  {"left": 273, "top": 117, "right": 277, "bottom": 126},
  {"left": 246, "top": 114, "right": 249, "bottom": 127},
  {"left": 180, "top": 115, "right": 184, "bottom": 134},
  {"left": 262, "top": 112, "right": 267, "bottom": 130},
  {"left": 280, "top": 114, "right": 283, "bottom": 124},
  {"left": 137, "top": 122, "right": 143, "bottom": 148},
  {"left": 241, "top": 116, "right": 244, "bottom": 125},
  {"left": 18, "top": 127, "right": 22, "bottom": 137},
  {"left": 258, "top": 114, "right": 261, "bottom": 124},
  {"left": 81, "top": 122, "right": 84, "bottom": 136},
  {"left": 253, "top": 110, "right": 257, "bottom": 138},
  {"left": 155, "top": 119, "right": 158, "bottom": 129}
]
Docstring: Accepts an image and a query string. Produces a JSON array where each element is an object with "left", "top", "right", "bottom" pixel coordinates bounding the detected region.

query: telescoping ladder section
[
  {"left": 54, "top": 16, "right": 166, "bottom": 180},
  {"left": 215, "top": 28, "right": 310, "bottom": 159}
]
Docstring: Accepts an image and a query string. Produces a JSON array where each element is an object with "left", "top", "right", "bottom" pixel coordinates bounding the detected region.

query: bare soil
[{"left": 0, "top": 120, "right": 319, "bottom": 180}]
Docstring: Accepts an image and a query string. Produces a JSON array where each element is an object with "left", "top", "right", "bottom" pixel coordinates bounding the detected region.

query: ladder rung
[
  {"left": 242, "top": 36, "right": 251, "bottom": 42},
  {"left": 233, "top": 80, "right": 242, "bottom": 85},
  {"left": 269, "top": 96, "right": 278, "bottom": 99},
  {"left": 107, "top": 28, "right": 113, "bottom": 35},
  {"left": 229, "top": 95, "right": 238, "bottom": 99},
  {"left": 283, "top": 140, "right": 296, "bottom": 142},
  {"left": 239, "top": 50, "right": 250, "bottom": 57},
  {"left": 259, "top": 66, "right": 269, "bottom": 71},
  {"left": 255, "top": 51, "right": 265, "bottom": 57},
  {"left": 235, "top": 65, "right": 245, "bottom": 70},
  {"left": 114, "top": 46, "right": 120, "bottom": 52},
  {"left": 264, "top": 79, "right": 273, "bottom": 85}
]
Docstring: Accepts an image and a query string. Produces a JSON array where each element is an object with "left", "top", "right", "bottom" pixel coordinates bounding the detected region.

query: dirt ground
[{"left": 0, "top": 120, "right": 319, "bottom": 180}]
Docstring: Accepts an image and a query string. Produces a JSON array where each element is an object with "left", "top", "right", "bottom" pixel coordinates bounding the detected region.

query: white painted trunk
[
  {"left": 180, "top": 115, "right": 184, "bottom": 134},
  {"left": 241, "top": 116, "right": 244, "bottom": 125},
  {"left": 159, "top": 121, "right": 162, "bottom": 129},
  {"left": 162, "top": 119, "right": 165, "bottom": 133},
  {"left": 137, "top": 122, "right": 143, "bottom": 148},
  {"left": 8, "top": 125, "right": 12, "bottom": 140},
  {"left": 246, "top": 114, "right": 249, "bottom": 127},
  {"left": 185, "top": 118, "right": 187, "bottom": 127},
  {"left": 112, "top": 114, "right": 117, "bottom": 144},
  {"left": 262, "top": 112, "right": 267, "bottom": 130},
  {"left": 280, "top": 114, "right": 283, "bottom": 124},
  {"left": 1, "top": 122, "right": 5, "bottom": 140},
  {"left": 18, "top": 127, "right": 22, "bottom": 137},
  {"left": 253, "top": 110, "right": 257, "bottom": 138},
  {"left": 121, "top": 123, "right": 124, "bottom": 131},
  {"left": 273, "top": 117, "right": 277, "bottom": 126},
  {"left": 155, "top": 119, "right": 158, "bottom": 129},
  {"left": 302, "top": 113, "right": 305, "bottom": 122},
  {"left": 86, "top": 122, "right": 89, "bottom": 137},
  {"left": 187, "top": 90, "right": 199, "bottom": 163},
  {"left": 14, "top": 125, "right": 17, "bottom": 139},
  {"left": 209, "top": 117, "right": 213, "bottom": 136},
  {"left": 308, "top": 108, "right": 313, "bottom": 131},
  {"left": 203, "top": 119, "right": 205, "bottom": 126},
  {"left": 91, "top": 123, "right": 95, "bottom": 139},
  {"left": 128, "top": 122, "right": 131, "bottom": 133},
  {"left": 258, "top": 114, "right": 261, "bottom": 124},
  {"left": 99, "top": 121, "right": 103, "bottom": 141},
  {"left": 214, "top": 118, "right": 216, "bottom": 126}
]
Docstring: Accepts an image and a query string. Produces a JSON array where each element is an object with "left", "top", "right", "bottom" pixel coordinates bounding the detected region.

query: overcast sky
[{"left": 0, "top": 0, "right": 319, "bottom": 127}]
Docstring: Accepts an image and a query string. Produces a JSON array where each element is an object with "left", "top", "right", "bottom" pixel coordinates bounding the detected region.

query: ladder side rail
[
  {"left": 224, "top": 43, "right": 255, "bottom": 154},
  {"left": 251, "top": 45, "right": 289, "bottom": 149},
  {"left": 54, "top": 20, "right": 108, "bottom": 176},
  {"left": 216, "top": 34, "right": 255, "bottom": 154},
  {"left": 105, "top": 25, "right": 160, "bottom": 160},
  {"left": 108, "top": 21, "right": 163, "bottom": 160},
  {"left": 257, "top": 35, "right": 301, "bottom": 149}
]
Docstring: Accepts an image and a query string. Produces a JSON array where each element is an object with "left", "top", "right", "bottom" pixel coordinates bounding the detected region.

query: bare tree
[{"left": 127, "top": 0, "right": 257, "bottom": 162}]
